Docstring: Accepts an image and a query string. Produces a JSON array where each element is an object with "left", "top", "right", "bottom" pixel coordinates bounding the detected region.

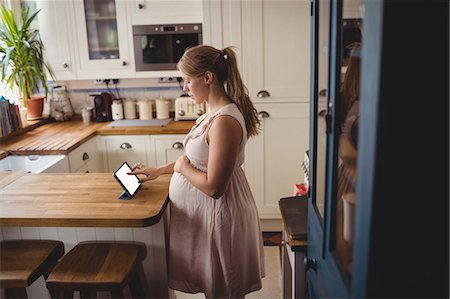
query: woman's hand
[
  {"left": 174, "top": 155, "right": 190, "bottom": 173},
  {"left": 128, "top": 163, "right": 161, "bottom": 183}
]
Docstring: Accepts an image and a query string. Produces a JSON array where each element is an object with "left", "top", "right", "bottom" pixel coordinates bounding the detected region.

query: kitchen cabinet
[
  {"left": 153, "top": 135, "right": 186, "bottom": 167},
  {"left": 241, "top": 0, "right": 310, "bottom": 102},
  {"left": 129, "top": 0, "right": 202, "bottom": 25},
  {"left": 203, "top": 0, "right": 310, "bottom": 103},
  {"left": 244, "top": 103, "right": 309, "bottom": 218},
  {"left": 35, "top": 1, "right": 77, "bottom": 80},
  {"left": 73, "top": 0, "right": 133, "bottom": 79},
  {"left": 100, "top": 135, "right": 153, "bottom": 173},
  {"left": 68, "top": 136, "right": 103, "bottom": 173}
]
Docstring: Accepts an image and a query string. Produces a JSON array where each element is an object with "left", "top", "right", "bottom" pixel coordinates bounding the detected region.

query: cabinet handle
[
  {"left": 85, "top": 170, "right": 90, "bottom": 173},
  {"left": 82, "top": 152, "right": 90, "bottom": 161},
  {"left": 120, "top": 142, "right": 132, "bottom": 149},
  {"left": 122, "top": 61, "right": 127, "bottom": 66},
  {"left": 62, "top": 63, "right": 69, "bottom": 69},
  {"left": 138, "top": 3, "right": 144, "bottom": 9},
  {"left": 304, "top": 257, "right": 317, "bottom": 271},
  {"left": 257, "top": 90, "right": 270, "bottom": 98},
  {"left": 258, "top": 111, "right": 270, "bottom": 119},
  {"left": 172, "top": 142, "right": 184, "bottom": 149},
  {"left": 281, "top": 240, "right": 286, "bottom": 247}
]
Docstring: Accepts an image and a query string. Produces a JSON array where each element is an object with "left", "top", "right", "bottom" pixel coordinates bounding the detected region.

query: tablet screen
[{"left": 114, "top": 162, "right": 141, "bottom": 197}]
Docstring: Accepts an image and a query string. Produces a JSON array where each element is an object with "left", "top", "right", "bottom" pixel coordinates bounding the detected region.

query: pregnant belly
[{"left": 169, "top": 172, "right": 192, "bottom": 201}]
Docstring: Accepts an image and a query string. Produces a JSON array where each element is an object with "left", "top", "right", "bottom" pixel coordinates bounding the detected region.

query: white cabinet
[
  {"left": 68, "top": 136, "right": 103, "bottom": 173},
  {"left": 241, "top": 0, "right": 310, "bottom": 102},
  {"left": 129, "top": 1, "right": 203, "bottom": 25},
  {"left": 203, "top": 0, "right": 310, "bottom": 103},
  {"left": 244, "top": 103, "right": 309, "bottom": 218},
  {"left": 73, "top": 0, "right": 133, "bottom": 79},
  {"left": 36, "top": 1, "right": 77, "bottom": 80},
  {"left": 100, "top": 135, "right": 153, "bottom": 172},
  {"left": 153, "top": 135, "right": 186, "bottom": 167}
]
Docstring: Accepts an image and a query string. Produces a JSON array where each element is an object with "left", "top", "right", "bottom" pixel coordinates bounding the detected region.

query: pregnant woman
[{"left": 129, "top": 45, "right": 265, "bottom": 299}]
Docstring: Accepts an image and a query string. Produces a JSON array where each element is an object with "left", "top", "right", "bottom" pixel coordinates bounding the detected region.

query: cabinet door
[
  {"left": 36, "top": 1, "right": 77, "bottom": 80},
  {"left": 102, "top": 135, "right": 151, "bottom": 172},
  {"left": 241, "top": 0, "right": 310, "bottom": 102},
  {"left": 153, "top": 135, "right": 186, "bottom": 167},
  {"left": 68, "top": 136, "right": 99, "bottom": 172},
  {"left": 74, "top": 157, "right": 103, "bottom": 173},
  {"left": 73, "top": 0, "right": 132, "bottom": 78},
  {"left": 129, "top": 0, "right": 202, "bottom": 25},
  {"left": 245, "top": 103, "right": 309, "bottom": 218}
]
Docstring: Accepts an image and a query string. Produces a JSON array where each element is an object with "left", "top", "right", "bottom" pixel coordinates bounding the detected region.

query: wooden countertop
[
  {"left": 0, "top": 118, "right": 194, "bottom": 155},
  {"left": 97, "top": 119, "right": 195, "bottom": 135},
  {"left": 279, "top": 196, "right": 308, "bottom": 251},
  {"left": 0, "top": 173, "right": 171, "bottom": 227}
]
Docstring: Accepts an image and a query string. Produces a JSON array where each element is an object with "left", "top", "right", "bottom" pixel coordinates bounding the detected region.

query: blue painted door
[{"left": 306, "top": 0, "right": 363, "bottom": 297}]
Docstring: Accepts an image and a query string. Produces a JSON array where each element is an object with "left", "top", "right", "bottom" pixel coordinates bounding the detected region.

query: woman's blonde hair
[{"left": 177, "top": 45, "right": 260, "bottom": 137}]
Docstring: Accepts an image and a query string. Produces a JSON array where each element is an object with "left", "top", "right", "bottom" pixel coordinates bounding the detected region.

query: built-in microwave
[{"left": 132, "top": 23, "right": 202, "bottom": 72}]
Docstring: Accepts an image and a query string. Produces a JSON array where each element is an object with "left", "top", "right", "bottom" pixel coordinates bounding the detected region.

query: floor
[{"left": 172, "top": 232, "right": 283, "bottom": 299}]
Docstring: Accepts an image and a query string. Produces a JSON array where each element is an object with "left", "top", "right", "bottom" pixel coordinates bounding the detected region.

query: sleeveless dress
[{"left": 168, "top": 103, "right": 265, "bottom": 298}]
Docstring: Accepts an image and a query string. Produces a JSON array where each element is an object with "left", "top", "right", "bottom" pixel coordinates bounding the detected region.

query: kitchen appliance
[
  {"left": 92, "top": 92, "right": 113, "bottom": 122},
  {"left": 111, "top": 100, "right": 124, "bottom": 120},
  {"left": 174, "top": 96, "right": 206, "bottom": 121},
  {"left": 132, "top": 23, "right": 202, "bottom": 71}
]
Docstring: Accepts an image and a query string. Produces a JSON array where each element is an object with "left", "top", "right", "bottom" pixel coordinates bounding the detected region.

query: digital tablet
[{"left": 114, "top": 162, "right": 142, "bottom": 199}]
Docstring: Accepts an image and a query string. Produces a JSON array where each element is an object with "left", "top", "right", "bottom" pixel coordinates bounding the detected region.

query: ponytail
[
  {"left": 222, "top": 47, "right": 260, "bottom": 137},
  {"left": 177, "top": 45, "right": 261, "bottom": 138}
]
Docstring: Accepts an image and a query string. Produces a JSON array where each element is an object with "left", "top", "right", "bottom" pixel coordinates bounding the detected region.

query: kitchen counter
[
  {"left": 0, "top": 118, "right": 194, "bottom": 155},
  {"left": 0, "top": 172, "right": 170, "bottom": 227},
  {"left": 0, "top": 171, "right": 172, "bottom": 298}
]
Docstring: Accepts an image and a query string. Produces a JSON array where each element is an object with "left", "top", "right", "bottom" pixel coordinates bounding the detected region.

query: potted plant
[{"left": 0, "top": 4, "right": 54, "bottom": 120}]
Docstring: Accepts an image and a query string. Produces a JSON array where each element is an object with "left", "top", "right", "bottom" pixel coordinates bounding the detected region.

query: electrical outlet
[
  {"left": 94, "top": 79, "right": 103, "bottom": 85},
  {"left": 158, "top": 77, "right": 177, "bottom": 83}
]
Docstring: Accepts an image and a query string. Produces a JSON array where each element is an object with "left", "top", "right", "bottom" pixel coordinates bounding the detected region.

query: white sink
[{"left": 0, "top": 155, "right": 70, "bottom": 173}]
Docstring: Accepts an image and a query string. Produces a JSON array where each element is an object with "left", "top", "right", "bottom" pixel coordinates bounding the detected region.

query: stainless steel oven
[{"left": 132, "top": 23, "right": 202, "bottom": 71}]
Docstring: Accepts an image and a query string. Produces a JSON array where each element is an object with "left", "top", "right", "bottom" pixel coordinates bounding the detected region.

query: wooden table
[{"left": 0, "top": 172, "right": 172, "bottom": 299}]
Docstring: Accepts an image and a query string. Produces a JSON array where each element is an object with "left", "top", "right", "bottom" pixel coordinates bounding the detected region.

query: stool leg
[
  {"left": 80, "top": 290, "right": 97, "bottom": 299},
  {"left": 48, "top": 289, "right": 73, "bottom": 299},
  {"left": 5, "top": 287, "right": 28, "bottom": 299},
  {"left": 110, "top": 288, "right": 125, "bottom": 298},
  {"left": 129, "top": 263, "right": 146, "bottom": 298}
]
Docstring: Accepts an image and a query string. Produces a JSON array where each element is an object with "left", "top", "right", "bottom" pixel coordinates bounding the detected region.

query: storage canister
[
  {"left": 123, "top": 98, "right": 137, "bottom": 119},
  {"left": 155, "top": 98, "right": 170, "bottom": 119},
  {"left": 138, "top": 99, "right": 153, "bottom": 120}
]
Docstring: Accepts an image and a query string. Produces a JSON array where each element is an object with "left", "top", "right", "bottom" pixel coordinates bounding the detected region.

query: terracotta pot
[{"left": 27, "top": 95, "right": 45, "bottom": 120}]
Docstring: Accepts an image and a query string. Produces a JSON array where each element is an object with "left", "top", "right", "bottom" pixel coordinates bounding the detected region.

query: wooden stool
[
  {"left": 0, "top": 239, "right": 65, "bottom": 299},
  {"left": 46, "top": 241, "right": 147, "bottom": 299}
]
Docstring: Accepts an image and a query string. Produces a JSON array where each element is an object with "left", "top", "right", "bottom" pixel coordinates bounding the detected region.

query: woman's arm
[
  {"left": 129, "top": 162, "right": 175, "bottom": 183},
  {"left": 174, "top": 115, "right": 243, "bottom": 199}
]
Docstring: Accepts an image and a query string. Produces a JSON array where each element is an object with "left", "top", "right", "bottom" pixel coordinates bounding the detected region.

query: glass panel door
[
  {"left": 334, "top": 0, "right": 364, "bottom": 285},
  {"left": 83, "top": 0, "right": 119, "bottom": 60},
  {"left": 314, "top": 0, "right": 330, "bottom": 221}
]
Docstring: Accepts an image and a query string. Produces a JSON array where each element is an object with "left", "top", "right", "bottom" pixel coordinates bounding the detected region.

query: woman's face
[{"left": 182, "top": 72, "right": 209, "bottom": 104}]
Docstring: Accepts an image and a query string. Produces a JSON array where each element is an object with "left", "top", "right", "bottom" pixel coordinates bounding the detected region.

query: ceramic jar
[
  {"left": 123, "top": 98, "right": 137, "bottom": 119},
  {"left": 155, "top": 98, "right": 170, "bottom": 119},
  {"left": 137, "top": 99, "right": 153, "bottom": 120}
]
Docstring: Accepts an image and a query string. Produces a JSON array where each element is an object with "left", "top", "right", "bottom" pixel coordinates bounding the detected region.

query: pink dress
[{"left": 168, "top": 103, "right": 265, "bottom": 298}]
